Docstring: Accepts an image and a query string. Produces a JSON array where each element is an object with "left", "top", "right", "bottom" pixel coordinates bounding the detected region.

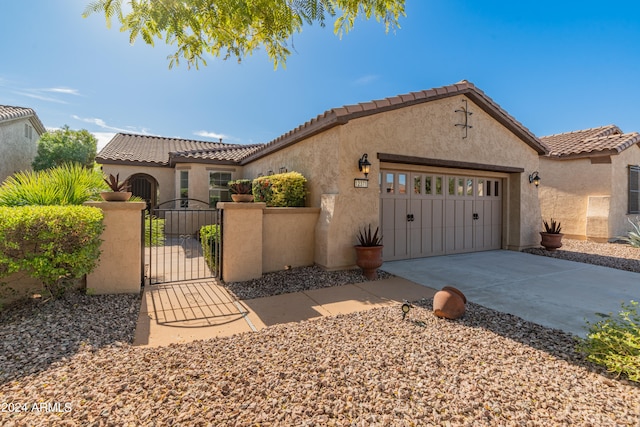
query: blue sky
[{"left": 1, "top": 1, "right": 639, "bottom": 151}]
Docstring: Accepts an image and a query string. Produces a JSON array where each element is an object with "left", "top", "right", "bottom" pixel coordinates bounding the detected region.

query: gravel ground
[
  {"left": 1, "top": 242, "right": 639, "bottom": 426},
  {"left": 226, "top": 266, "right": 393, "bottom": 300},
  {"left": 523, "top": 238, "right": 640, "bottom": 273}
]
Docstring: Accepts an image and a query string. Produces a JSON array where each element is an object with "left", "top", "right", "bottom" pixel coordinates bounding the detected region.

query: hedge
[
  {"left": 0, "top": 206, "right": 104, "bottom": 300},
  {"left": 200, "top": 224, "right": 220, "bottom": 271},
  {"left": 252, "top": 171, "right": 307, "bottom": 207}
]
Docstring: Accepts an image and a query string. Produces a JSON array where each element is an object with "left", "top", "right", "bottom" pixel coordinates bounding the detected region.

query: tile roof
[
  {"left": 97, "top": 82, "right": 548, "bottom": 168},
  {"left": 0, "top": 105, "right": 46, "bottom": 134},
  {"left": 540, "top": 125, "right": 640, "bottom": 159},
  {"left": 241, "top": 80, "right": 547, "bottom": 164},
  {"left": 96, "top": 133, "right": 263, "bottom": 166}
]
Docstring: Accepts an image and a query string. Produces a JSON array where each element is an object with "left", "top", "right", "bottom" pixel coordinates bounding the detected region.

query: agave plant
[
  {"left": 542, "top": 218, "right": 562, "bottom": 234},
  {"left": 103, "top": 173, "right": 130, "bottom": 192},
  {"left": 619, "top": 217, "right": 640, "bottom": 248},
  {"left": 356, "top": 224, "right": 383, "bottom": 247}
]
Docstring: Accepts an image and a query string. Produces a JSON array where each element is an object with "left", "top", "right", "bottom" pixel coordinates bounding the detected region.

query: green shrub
[
  {"left": 578, "top": 300, "right": 640, "bottom": 383},
  {"left": 200, "top": 224, "right": 220, "bottom": 270},
  {"left": 618, "top": 217, "right": 640, "bottom": 248},
  {"left": 0, "top": 163, "right": 106, "bottom": 206},
  {"left": 252, "top": 171, "right": 307, "bottom": 207},
  {"left": 0, "top": 206, "right": 104, "bottom": 299},
  {"left": 144, "top": 214, "right": 165, "bottom": 247}
]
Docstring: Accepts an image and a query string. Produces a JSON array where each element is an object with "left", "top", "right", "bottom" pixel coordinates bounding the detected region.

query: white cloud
[
  {"left": 44, "top": 87, "right": 81, "bottom": 96},
  {"left": 194, "top": 130, "right": 227, "bottom": 141},
  {"left": 72, "top": 115, "right": 149, "bottom": 134},
  {"left": 16, "top": 91, "right": 68, "bottom": 104},
  {"left": 353, "top": 74, "right": 379, "bottom": 86}
]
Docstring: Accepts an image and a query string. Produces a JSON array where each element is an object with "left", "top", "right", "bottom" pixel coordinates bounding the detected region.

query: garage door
[{"left": 380, "top": 170, "right": 502, "bottom": 261}]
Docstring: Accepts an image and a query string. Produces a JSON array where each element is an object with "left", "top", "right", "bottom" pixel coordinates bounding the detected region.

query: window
[
  {"left": 179, "top": 170, "right": 189, "bottom": 207},
  {"left": 209, "top": 171, "right": 232, "bottom": 207},
  {"left": 629, "top": 165, "right": 640, "bottom": 214},
  {"left": 24, "top": 124, "right": 32, "bottom": 139}
]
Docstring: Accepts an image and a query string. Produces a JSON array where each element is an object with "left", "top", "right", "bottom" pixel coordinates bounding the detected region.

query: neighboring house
[
  {"left": 538, "top": 125, "right": 640, "bottom": 241},
  {"left": 98, "top": 81, "right": 546, "bottom": 269},
  {"left": 0, "top": 105, "right": 46, "bottom": 183}
]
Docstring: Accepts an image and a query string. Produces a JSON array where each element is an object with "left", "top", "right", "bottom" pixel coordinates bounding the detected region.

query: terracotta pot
[
  {"left": 354, "top": 245, "right": 383, "bottom": 280},
  {"left": 433, "top": 286, "right": 467, "bottom": 319},
  {"left": 231, "top": 194, "right": 254, "bottom": 202},
  {"left": 540, "top": 232, "right": 563, "bottom": 251},
  {"left": 100, "top": 191, "right": 132, "bottom": 202}
]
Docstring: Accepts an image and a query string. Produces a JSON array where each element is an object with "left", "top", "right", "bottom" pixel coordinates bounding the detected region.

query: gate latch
[
  {"left": 473, "top": 213, "right": 479, "bottom": 220},
  {"left": 407, "top": 214, "right": 415, "bottom": 222}
]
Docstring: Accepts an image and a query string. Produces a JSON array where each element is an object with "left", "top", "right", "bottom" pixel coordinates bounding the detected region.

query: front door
[{"left": 380, "top": 170, "right": 502, "bottom": 261}]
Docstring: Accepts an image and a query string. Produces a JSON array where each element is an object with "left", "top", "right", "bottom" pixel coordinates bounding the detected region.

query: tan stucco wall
[
  {"left": 538, "top": 157, "right": 611, "bottom": 239},
  {"left": 101, "top": 164, "right": 174, "bottom": 206},
  {"left": 263, "top": 207, "right": 320, "bottom": 273},
  {"left": 539, "top": 144, "right": 640, "bottom": 240},
  {"left": 0, "top": 118, "right": 39, "bottom": 183},
  {"left": 101, "top": 163, "right": 244, "bottom": 207},
  {"left": 244, "top": 96, "right": 541, "bottom": 269},
  {"left": 85, "top": 201, "right": 146, "bottom": 294},
  {"left": 611, "top": 145, "right": 640, "bottom": 237},
  {"left": 218, "top": 202, "right": 264, "bottom": 282}
]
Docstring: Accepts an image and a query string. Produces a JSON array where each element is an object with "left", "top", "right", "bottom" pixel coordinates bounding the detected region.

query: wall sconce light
[
  {"left": 529, "top": 171, "right": 541, "bottom": 187},
  {"left": 358, "top": 154, "right": 371, "bottom": 178}
]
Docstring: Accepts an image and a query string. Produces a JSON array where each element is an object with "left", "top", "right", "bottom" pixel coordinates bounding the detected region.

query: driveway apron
[{"left": 382, "top": 250, "right": 638, "bottom": 337}]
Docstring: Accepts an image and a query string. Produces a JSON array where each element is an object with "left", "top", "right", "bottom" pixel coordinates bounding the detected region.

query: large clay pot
[
  {"left": 540, "top": 232, "right": 563, "bottom": 251},
  {"left": 100, "top": 191, "right": 132, "bottom": 202},
  {"left": 433, "top": 286, "right": 467, "bottom": 319},
  {"left": 231, "top": 194, "right": 254, "bottom": 202},
  {"left": 354, "top": 245, "right": 383, "bottom": 280}
]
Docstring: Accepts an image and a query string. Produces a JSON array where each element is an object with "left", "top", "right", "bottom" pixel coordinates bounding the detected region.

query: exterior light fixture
[
  {"left": 529, "top": 171, "right": 541, "bottom": 187},
  {"left": 401, "top": 301, "right": 412, "bottom": 320},
  {"left": 358, "top": 154, "right": 371, "bottom": 178}
]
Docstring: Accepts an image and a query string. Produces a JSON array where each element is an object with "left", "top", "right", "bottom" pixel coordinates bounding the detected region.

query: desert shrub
[
  {"left": 0, "top": 206, "right": 104, "bottom": 300},
  {"left": 0, "top": 163, "right": 106, "bottom": 206},
  {"left": 144, "top": 214, "right": 165, "bottom": 247},
  {"left": 200, "top": 224, "right": 220, "bottom": 270},
  {"left": 252, "top": 171, "right": 307, "bottom": 207},
  {"left": 578, "top": 300, "right": 639, "bottom": 383},
  {"left": 618, "top": 217, "right": 640, "bottom": 248}
]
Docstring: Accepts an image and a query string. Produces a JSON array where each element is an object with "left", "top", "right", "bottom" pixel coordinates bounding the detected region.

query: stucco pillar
[
  {"left": 217, "top": 202, "right": 265, "bottom": 282},
  {"left": 84, "top": 201, "right": 146, "bottom": 294}
]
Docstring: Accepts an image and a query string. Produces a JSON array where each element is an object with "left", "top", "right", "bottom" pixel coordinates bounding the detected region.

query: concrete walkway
[
  {"left": 383, "top": 250, "right": 638, "bottom": 337},
  {"left": 133, "top": 277, "right": 436, "bottom": 347},
  {"left": 133, "top": 250, "right": 638, "bottom": 346}
]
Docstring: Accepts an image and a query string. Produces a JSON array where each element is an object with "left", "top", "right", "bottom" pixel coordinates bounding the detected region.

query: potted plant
[
  {"left": 540, "top": 218, "right": 563, "bottom": 251},
  {"left": 101, "top": 173, "right": 132, "bottom": 202},
  {"left": 228, "top": 179, "right": 254, "bottom": 202},
  {"left": 354, "top": 224, "right": 384, "bottom": 280}
]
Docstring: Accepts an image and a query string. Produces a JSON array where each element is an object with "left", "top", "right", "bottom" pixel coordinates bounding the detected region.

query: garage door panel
[{"left": 381, "top": 170, "right": 502, "bottom": 259}]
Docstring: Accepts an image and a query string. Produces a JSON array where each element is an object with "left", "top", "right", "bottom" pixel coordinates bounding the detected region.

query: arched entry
[{"left": 128, "top": 173, "right": 158, "bottom": 210}]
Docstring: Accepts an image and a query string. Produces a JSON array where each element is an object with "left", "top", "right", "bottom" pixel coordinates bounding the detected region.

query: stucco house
[
  {"left": 98, "top": 81, "right": 547, "bottom": 270},
  {"left": 538, "top": 125, "right": 640, "bottom": 241},
  {"left": 0, "top": 105, "right": 46, "bottom": 183}
]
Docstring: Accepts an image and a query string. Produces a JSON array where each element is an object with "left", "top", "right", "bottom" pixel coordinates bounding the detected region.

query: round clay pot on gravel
[
  {"left": 433, "top": 286, "right": 467, "bottom": 319},
  {"left": 354, "top": 245, "right": 383, "bottom": 280},
  {"left": 540, "top": 232, "right": 564, "bottom": 251}
]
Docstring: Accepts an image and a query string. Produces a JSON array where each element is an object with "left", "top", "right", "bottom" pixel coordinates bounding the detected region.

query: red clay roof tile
[{"left": 540, "top": 125, "right": 640, "bottom": 158}]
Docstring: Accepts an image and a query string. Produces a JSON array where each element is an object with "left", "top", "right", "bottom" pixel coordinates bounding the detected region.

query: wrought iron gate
[{"left": 144, "top": 198, "right": 222, "bottom": 285}]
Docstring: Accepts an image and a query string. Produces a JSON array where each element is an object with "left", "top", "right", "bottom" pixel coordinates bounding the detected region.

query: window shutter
[{"left": 629, "top": 165, "right": 640, "bottom": 214}]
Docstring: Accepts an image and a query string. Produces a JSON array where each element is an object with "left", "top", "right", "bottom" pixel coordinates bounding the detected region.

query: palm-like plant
[{"left": 0, "top": 163, "right": 106, "bottom": 206}]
